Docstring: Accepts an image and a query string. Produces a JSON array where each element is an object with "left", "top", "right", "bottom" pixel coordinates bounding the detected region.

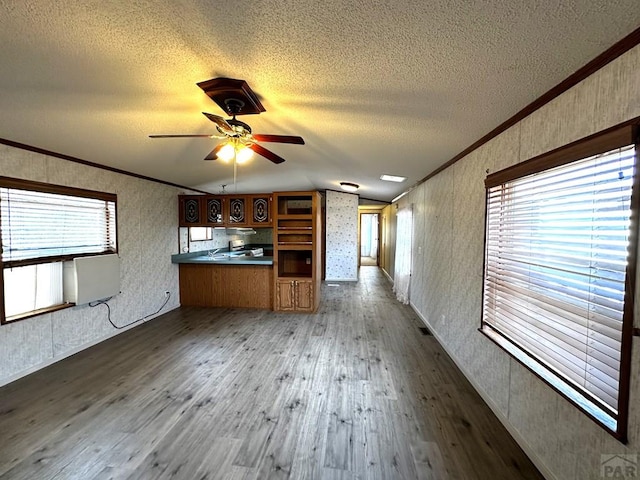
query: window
[
  {"left": 481, "top": 125, "right": 638, "bottom": 441},
  {"left": 189, "top": 227, "right": 212, "bottom": 241},
  {"left": 0, "top": 177, "right": 117, "bottom": 323}
]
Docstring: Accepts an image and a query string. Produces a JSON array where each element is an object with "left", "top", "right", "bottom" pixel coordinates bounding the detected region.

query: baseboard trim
[
  {"left": 408, "top": 301, "right": 556, "bottom": 480},
  {"left": 381, "top": 268, "right": 393, "bottom": 283}
]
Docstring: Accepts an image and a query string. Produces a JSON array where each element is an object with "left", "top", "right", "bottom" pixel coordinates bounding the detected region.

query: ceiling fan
[{"left": 149, "top": 81, "right": 304, "bottom": 164}]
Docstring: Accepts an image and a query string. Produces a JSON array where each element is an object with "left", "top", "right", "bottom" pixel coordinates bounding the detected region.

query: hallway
[{"left": 0, "top": 267, "right": 542, "bottom": 479}]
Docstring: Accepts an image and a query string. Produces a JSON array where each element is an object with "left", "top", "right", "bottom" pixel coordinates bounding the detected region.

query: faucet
[{"left": 208, "top": 248, "right": 223, "bottom": 257}]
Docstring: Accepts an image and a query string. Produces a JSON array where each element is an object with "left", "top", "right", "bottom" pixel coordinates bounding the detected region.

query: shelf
[
  {"left": 276, "top": 244, "right": 312, "bottom": 250},
  {"left": 278, "top": 250, "right": 313, "bottom": 277},
  {"left": 277, "top": 218, "right": 312, "bottom": 232},
  {"left": 277, "top": 230, "right": 312, "bottom": 236},
  {"left": 277, "top": 195, "right": 313, "bottom": 216},
  {"left": 276, "top": 214, "right": 312, "bottom": 219}
]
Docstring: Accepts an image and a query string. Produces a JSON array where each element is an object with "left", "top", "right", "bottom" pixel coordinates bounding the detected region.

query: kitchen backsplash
[{"left": 179, "top": 227, "right": 273, "bottom": 252}]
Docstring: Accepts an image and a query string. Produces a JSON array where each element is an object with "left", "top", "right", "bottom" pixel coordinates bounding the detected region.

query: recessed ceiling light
[
  {"left": 380, "top": 174, "right": 407, "bottom": 183},
  {"left": 340, "top": 182, "right": 359, "bottom": 192}
]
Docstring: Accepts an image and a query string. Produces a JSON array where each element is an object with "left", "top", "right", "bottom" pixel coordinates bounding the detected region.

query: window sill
[
  {"left": 479, "top": 326, "right": 624, "bottom": 442},
  {"left": 2, "top": 303, "right": 75, "bottom": 325}
]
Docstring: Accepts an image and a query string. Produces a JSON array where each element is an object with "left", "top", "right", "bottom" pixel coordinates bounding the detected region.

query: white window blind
[
  {"left": 1, "top": 186, "right": 116, "bottom": 265},
  {"left": 482, "top": 144, "right": 635, "bottom": 432}
]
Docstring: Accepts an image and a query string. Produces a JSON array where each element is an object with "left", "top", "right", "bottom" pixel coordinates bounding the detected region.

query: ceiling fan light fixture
[
  {"left": 236, "top": 146, "right": 253, "bottom": 163},
  {"left": 217, "top": 143, "right": 235, "bottom": 162},
  {"left": 340, "top": 182, "right": 359, "bottom": 193}
]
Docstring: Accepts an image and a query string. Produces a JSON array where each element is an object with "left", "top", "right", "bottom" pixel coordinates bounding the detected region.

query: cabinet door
[
  {"left": 205, "top": 196, "right": 225, "bottom": 225},
  {"left": 228, "top": 196, "right": 248, "bottom": 225},
  {"left": 295, "top": 280, "right": 314, "bottom": 311},
  {"left": 249, "top": 195, "right": 272, "bottom": 226},
  {"left": 275, "top": 280, "right": 296, "bottom": 311},
  {"left": 179, "top": 196, "right": 203, "bottom": 226}
]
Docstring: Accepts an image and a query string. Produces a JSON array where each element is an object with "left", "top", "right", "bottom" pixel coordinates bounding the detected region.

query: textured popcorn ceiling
[{"left": 0, "top": 1, "right": 638, "bottom": 201}]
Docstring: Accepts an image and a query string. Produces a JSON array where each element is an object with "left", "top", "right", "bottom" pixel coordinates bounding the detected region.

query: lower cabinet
[
  {"left": 295, "top": 279, "right": 313, "bottom": 310},
  {"left": 275, "top": 278, "right": 314, "bottom": 312},
  {"left": 179, "top": 264, "right": 273, "bottom": 309}
]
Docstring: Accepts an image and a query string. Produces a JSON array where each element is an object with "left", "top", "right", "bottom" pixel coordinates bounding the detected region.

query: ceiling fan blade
[
  {"left": 149, "top": 134, "right": 215, "bottom": 138},
  {"left": 250, "top": 143, "right": 286, "bottom": 164},
  {"left": 204, "top": 143, "right": 225, "bottom": 161},
  {"left": 252, "top": 134, "right": 305, "bottom": 145},
  {"left": 202, "top": 112, "right": 234, "bottom": 135}
]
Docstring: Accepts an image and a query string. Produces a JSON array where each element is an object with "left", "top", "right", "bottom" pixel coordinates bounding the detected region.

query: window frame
[
  {"left": 0, "top": 177, "right": 118, "bottom": 324},
  {"left": 480, "top": 122, "right": 639, "bottom": 442}
]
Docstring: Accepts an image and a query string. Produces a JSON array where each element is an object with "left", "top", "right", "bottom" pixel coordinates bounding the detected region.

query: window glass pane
[
  {"left": 4, "top": 263, "right": 63, "bottom": 317},
  {"left": 189, "top": 227, "right": 212, "bottom": 241}
]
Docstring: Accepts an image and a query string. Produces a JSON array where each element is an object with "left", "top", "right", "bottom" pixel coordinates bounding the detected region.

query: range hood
[{"left": 225, "top": 227, "right": 256, "bottom": 235}]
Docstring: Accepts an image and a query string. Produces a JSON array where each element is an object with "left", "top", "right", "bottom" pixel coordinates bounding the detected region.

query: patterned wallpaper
[
  {"left": 402, "top": 45, "right": 640, "bottom": 480},
  {"left": 325, "top": 190, "right": 358, "bottom": 281},
  {"left": 0, "top": 145, "right": 182, "bottom": 386}
]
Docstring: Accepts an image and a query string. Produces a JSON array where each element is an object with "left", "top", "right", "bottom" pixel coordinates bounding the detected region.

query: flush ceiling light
[
  {"left": 340, "top": 182, "right": 359, "bottom": 193},
  {"left": 380, "top": 174, "right": 407, "bottom": 182}
]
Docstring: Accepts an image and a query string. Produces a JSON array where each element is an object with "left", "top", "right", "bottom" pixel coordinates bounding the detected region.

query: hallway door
[{"left": 360, "top": 213, "right": 379, "bottom": 266}]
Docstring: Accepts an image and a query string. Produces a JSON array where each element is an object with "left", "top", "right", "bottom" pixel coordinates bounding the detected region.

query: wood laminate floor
[{"left": 0, "top": 267, "right": 544, "bottom": 480}]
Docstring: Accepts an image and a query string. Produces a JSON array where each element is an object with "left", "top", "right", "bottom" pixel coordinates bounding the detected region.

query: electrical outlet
[{"left": 164, "top": 291, "right": 170, "bottom": 297}]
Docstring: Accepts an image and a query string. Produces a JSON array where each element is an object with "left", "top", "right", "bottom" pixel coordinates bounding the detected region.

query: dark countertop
[
  {"left": 171, "top": 246, "right": 274, "bottom": 266},
  {"left": 173, "top": 254, "right": 273, "bottom": 265}
]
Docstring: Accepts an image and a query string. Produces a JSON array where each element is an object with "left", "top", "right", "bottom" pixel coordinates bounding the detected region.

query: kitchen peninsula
[
  {"left": 172, "top": 242, "right": 274, "bottom": 309},
  {"left": 173, "top": 190, "right": 321, "bottom": 312}
]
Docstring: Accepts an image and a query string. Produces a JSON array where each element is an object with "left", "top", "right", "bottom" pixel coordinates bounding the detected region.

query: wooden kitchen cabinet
[
  {"left": 248, "top": 194, "right": 272, "bottom": 226},
  {"left": 179, "top": 195, "right": 204, "bottom": 226},
  {"left": 274, "top": 278, "right": 314, "bottom": 312},
  {"left": 273, "top": 191, "right": 321, "bottom": 312},
  {"left": 294, "top": 279, "right": 313, "bottom": 310},
  {"left": 179, "top": 263, "right": 273, "bottom": 309},
  {"left": 275, "top": 279, "right": 295, "bottom": 311},
  {"left": 179, "top": 194, "right": 273, "bottom": 228},
  {"left": 204, "top": 196, "right": 226, "bottom": 225},
  {"left": 179, "top": 195, "right": 226, "bottom": 226},
  {"left": 227, "top": 196, "right": 248, "bottom": 225}
]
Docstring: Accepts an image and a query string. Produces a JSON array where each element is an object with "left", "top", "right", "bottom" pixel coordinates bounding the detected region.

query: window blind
[
  {"left": 1, "top": 186, "right": 116, "bottom": 266},
  {"left": 482, "top": 144, "right": 635, "bottom": 421}
]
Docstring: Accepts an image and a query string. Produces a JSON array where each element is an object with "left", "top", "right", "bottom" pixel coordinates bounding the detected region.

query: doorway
[{"left": 360, "top": 213, "right": 379, "bottom": 266}]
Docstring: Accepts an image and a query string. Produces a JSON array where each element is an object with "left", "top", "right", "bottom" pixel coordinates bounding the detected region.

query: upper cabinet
[
  {"left": 179, "top": 195, "right": 204, "bottom": 226},
  {"left": 249, "top": 194, "right": 272, "bottom": 227},
  {"left": 205, "top": 196, "right": 226, "bottom": 225},
  {"left": 179, "top": 195, "right": 226, "bottom": 227},
  {"left": 227, "top": 196, "right": 248, "bottom": 225},
  {"left": 178, "top": 194, "right": 272, "bottom": 227}
]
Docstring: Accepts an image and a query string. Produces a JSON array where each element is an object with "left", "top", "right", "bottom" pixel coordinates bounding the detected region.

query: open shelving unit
[{"left": 273, "top": 191, "right": 321, "bottom": 312}]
